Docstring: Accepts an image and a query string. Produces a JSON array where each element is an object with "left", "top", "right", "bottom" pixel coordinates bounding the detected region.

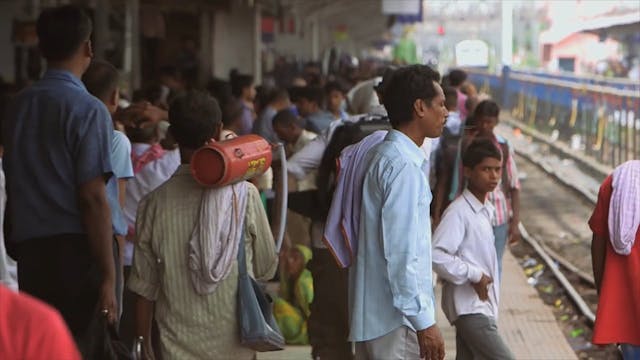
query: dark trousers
[
  {"left": 454, "top": 314, "right": 514, "bottom": 360},
  {"left": 17, "top": 234, "right": 102, "bottom": 343},
  {"left": 120, "top": 266, "right": 136, "bottom": 349},
  {"left": 308, "top": 248, "right": 353, "bottom": 360}
]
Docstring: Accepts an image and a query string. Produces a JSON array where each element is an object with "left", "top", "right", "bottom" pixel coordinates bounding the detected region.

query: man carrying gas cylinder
[{"left": 127, "top": 90, "right": 278, "bottom": 360}]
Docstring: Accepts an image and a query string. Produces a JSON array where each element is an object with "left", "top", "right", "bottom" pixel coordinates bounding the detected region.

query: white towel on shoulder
[
  {"left": 188, "top": 181, "right": 249, "bottom": 295},
  {"left": 609, "top": 160, "right": 640, "bottom": 255}
]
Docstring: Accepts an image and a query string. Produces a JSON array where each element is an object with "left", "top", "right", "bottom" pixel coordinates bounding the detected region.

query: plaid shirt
[{"left": 487, "top": 136, "right": 520, "bottom": 226}]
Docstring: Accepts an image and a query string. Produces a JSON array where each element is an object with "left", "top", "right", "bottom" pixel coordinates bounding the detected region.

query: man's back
[
  {"left": 128, "top": 166, "right": 278, "bottom": 359},
  {"left": 3, "top": 70, "right": 113, "bottom": 242}
]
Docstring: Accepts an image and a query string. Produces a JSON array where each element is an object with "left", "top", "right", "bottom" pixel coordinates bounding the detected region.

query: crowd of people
[{"left": 0, "top": 4, "right": 638, "bottom": 360}]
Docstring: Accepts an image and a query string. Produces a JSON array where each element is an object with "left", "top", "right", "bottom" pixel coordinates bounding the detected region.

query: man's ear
[
  {"left": 110, "top": 88, "right": 120, "bottom": 109},
  {"left": 463, "top": 166, "right": 472, "bottom": 179},
  {"left": 84, "top": 40, "right": 94, "bottom": 59},
  {"left": 413, "top": 98, "right": 427, "bottom": 119}
]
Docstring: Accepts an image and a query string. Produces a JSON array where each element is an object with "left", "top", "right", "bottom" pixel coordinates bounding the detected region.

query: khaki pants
[{"left": 355, "top": 326, "right": 421, "bottom": 360}]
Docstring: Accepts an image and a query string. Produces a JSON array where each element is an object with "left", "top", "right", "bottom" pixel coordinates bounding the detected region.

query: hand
[
  {"left": 99, "top": 281, "right": 118, "bottom": 324},
  {"left": 508, "top": 220, "right": 520, "bottom": 245},
  {"left": 472, "top": 274, "right": 493, "bottom": 301},
  {"left": 417, "top": 325, "right": 445, "bottom": 360},
  {"left": 143, "top": 339, "right": 155, "bottom": 360}
]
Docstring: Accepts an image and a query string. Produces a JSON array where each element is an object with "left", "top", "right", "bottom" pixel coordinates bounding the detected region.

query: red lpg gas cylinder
[{"left": 191, "top": 135, "right": 272, "bottom": 187}]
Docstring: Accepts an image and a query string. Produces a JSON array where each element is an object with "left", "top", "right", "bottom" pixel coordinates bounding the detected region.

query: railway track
[{"left": 518, "top": 222, "right": 596, "bottom": 324}]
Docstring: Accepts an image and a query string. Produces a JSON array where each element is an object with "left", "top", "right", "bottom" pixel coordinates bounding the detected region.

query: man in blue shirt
[
  {"left": 2, "top": 5, "right": 117, "bottom": 343},
  {"left": 296, "top": 86, "right": 335, "bottom": 134},
  {"left": 350, "top": 65, "right": 447, "bottom": 360}
]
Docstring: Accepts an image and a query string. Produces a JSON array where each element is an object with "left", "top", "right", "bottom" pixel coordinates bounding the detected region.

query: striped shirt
[
  {"left": 128, "top": 165, "right": 278, "bottom": 360},
  {"left": 488, "top": 136, "right": 520, "bottom": 226}
]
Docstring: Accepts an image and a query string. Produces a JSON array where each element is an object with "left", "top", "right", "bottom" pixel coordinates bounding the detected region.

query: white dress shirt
[{"left": 432, "top": 189, "right": 500, "bottom": 324}]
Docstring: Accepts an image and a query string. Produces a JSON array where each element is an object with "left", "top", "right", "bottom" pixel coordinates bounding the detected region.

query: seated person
[{"left": 274, "top": 245, "right": 313, "bottom": 345}]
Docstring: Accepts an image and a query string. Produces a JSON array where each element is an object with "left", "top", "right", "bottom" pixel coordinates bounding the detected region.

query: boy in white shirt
[{"left": 432, "top": 138, "right": 514, "bottom": 360}]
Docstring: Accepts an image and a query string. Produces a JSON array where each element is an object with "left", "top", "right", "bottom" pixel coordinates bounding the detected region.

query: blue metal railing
[{"left": 466, "top": 67, "right": 640, "bottom": 168}]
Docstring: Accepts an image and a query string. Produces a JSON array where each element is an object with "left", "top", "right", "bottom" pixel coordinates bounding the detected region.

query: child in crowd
[
  {"left": 446, "top": 100, "right": 521, "bottom": 274},
  {"left": 82, "top": 60, "right": 134, "bottom": 319},
  {"left": 220, "top": 99, "right": 245, "bottom": 140},
  {"left": 229, "top": 69, "right": 256, "bottom": 135},
  {"left": 324, "top": 81, "right": 349, "bottom": 121},
  {"left": 473, "top": 100, "right": 521, "bottom": 273},
  {"left": 274, "top": 244, "right": 314, "bottom": 345},
  {"left": 432, "top": 138, "right": 514, "bottom": 360}
]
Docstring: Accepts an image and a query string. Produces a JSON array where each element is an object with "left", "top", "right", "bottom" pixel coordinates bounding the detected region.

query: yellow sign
[{"left": 244, "top": 157, "right": 268, "bottom": 178}]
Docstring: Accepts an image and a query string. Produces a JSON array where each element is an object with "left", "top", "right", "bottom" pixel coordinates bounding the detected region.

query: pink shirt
[{"left": 457, "top": 89, "right": 468, "bottom": 120}]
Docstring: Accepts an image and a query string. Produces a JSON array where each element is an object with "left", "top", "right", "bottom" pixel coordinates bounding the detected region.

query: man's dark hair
[
  {"left": 448, "top": 69, "right": 468, "bottom": 87},
  {"left": 287, "top": 86, "right": 305, "bottom": 103},
  {"left": 265, "top": 88, "right": 289, "bottom": 104},
  {"left": 443, "top": 86, "right": 458, "bottom": 110},
  {"left": 229, "top": 69, "right": 254, "bottom": 98},
  {"left": 316, "top": 123, "right": 367, "bottom": 219},
  {"left": 462, "top": 138, "right": 502, "bottom": 169},
  {"left": 206, "top": 78, "right": 232, "bottom": 105},
  {"left": 132, "top": 84, "right": 165, "bottom": 105},
  {"left": 324, "top": 81, "right": 346, "bottom": 95},
  {"left": 298, "top": 86, "right": 324, "bottom": 105},
  {"left": 374, "top": 66, "right": 397, "bottom": 97},
  {"left": 441, "top": 74, "right": 451, "bottom": 87},
  {"left": 474, "top": 99, "right": 500, "bottom": 119},
  {"left": 465, "top": 96, "right": 480, "bottom": 115},
  {"left": 82, "top": 60, "right": 118, "bottom": 101},
  {"left": 221, "top": 99, "right": 244, "bottom": 128},
  {"left": 382, "top": 65, "right": 441, "bottom": 128},
  {"left": 37, "top": 5, "right": 92, "bottom": 62},
  {"left": 169, "top": 91, "right": 222, "bottom": 149},
  {"left": 272, "top": 109, "right": 302, "bottom": 128},
  {"left": 126, "top": 126, "right": 157, "bottom": 144},
  {"left": 159, "top": 65, "right": 180, "bottom": 79}
]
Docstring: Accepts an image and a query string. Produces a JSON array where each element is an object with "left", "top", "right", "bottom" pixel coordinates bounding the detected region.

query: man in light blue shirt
[
  {"left": 82, "top": 60, "right": 134, "bottom": 320},
  {"left": 350, "top": 65, "right": 448, "bottom": 360}
]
